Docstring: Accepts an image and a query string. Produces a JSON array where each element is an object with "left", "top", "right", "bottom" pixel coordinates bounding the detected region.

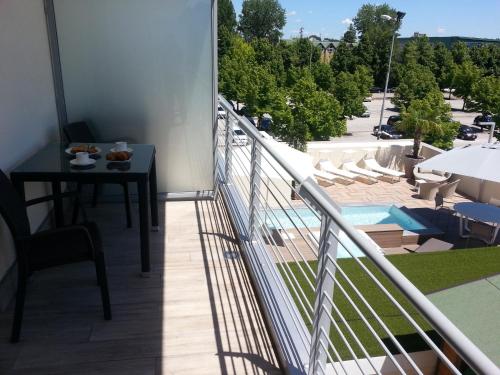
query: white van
[{"left": 232, "top": 126, "right": 248, "bottom": 146}]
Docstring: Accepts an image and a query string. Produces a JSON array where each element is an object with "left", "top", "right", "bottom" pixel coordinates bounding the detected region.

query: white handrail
[{"left": 217, "top": 95, "right": 500, "bottom": 375}]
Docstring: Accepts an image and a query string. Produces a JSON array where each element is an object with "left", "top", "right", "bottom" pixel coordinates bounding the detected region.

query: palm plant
[{"left": 398, "top": 90, "right": 455, "bottom": 159}]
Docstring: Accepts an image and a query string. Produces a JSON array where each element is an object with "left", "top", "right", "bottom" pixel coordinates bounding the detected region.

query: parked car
[
  {"left": 372, "top": 125, "right": 403, "bottom": 139},
  {"left": 473, "top": 114, "right": 495, "bottom": 130},
  {"left": 370, "top": 86, "right": 382, "bottom": 93},
  {"left": 217, "top": 105, "right": 226, "bottom": 119},
  {"left": 360, "top": 108, "right": 370, "bottom": 117},
  {"left": 363, "top": 96, "right": 372, "bottom": 102},
  {"left": 232, "top": 126, "right": 248, "bottom": 146},
  {"left": 457, "top": 125, "right": 477, "bottom": 140},
  {"left": 387, "top": 115, "right": 401, "bottom": 126},
  {"left": 259, "top": 117, "right": 273, "bottom": 131}
]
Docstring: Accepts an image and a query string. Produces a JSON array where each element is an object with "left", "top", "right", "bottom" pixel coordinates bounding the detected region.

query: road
[{"left": 342, "top": 93, "right": 491, "bottom": 147}]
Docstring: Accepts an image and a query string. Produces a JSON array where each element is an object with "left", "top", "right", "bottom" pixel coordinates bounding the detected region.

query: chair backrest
[
  {"left": 419, "top": 182, "right": 441, "bottom": 200},
  {"left": 489, "top": 198, "right": 500, "bottom": 207},
  {"left": 63, "top": 121, "right": 96, "bottom": 143},
  {"left": 0, "top": 170, "right": 30, "bottom": 239},
  {"left": 438, "top": 179, "right": 460, "bottom": 198}
]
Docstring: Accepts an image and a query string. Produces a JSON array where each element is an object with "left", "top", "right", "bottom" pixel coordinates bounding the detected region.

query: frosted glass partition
[{"left": 53, "top": 0, "right": 214, "bottom": 192}]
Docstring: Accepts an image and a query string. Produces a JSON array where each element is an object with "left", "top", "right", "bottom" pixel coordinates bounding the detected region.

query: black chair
[
  {"left": 63, "top": 121, "right": 132, "bottom": 228},
  {"left": 0, "top": 170, "right": 111, "bottom": 342}
]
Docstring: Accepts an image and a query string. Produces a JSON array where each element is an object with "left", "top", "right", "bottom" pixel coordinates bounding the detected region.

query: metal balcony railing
[{"left": 214, "top": 95, "right": 499, "bottom": 375}]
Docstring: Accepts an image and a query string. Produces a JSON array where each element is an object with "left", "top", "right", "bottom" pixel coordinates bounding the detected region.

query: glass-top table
[
  {"left": 454, "top": 202, "right": 500, "bottom": 245},
  {"left": 11, "top": 143, "right": 159, "bottom": 274}
]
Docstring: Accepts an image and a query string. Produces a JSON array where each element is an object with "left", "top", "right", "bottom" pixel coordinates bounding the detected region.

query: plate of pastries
[
  {"left": 106, "top": 151, "right": 132, "bottom": 162},
  {"left": 65, "top": 144, "right": 101, "bottom": 155}
]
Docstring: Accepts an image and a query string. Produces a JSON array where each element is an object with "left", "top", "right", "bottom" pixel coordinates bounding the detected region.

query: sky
[{"left": 231, "top": 0, "right": 500, "bottom": 40}]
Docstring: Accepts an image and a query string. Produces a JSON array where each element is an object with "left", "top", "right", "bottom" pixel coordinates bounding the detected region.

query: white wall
[
  {"left": 0, "top": 1, "right": 59, "bottom": 292},
  {"left": 53, "top": 0, "right": 214, "bottom": 192}
]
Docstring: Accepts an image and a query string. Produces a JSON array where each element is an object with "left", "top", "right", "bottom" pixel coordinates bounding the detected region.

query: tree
[
  {"left": 392, "top": 64, "right": 439, "bottom": 109},
  {"left": 330, "top": 41, "right": 358, "bottom": 74},
  {"left": 469, "top": 44, "right": 500, "bottom": 77},
  {"left": 398, "top": 91, "right": 458, "bottom": 158},
  {"left": 311, "top": 62, "right": 334, "bottom": 91},
  {"left": 353, "top": 65, "right": 374, "bottom": 98},
  {"left": 424, "top": 121, "right": 460, "bottom": 150},
  {"left": 332, "top": 66, "right": 373, "bottom": 118},
  {"left": 451, "top": 41, "right": 470, "bottom": 65},
  {"left": 238, "top": 0, "right": 286, "bottom": 44},
  {"left": 219, "top": 37, "right": 257, "bottom": 108},
  {"left": 453, "top": 61, "right": 482, "bottom": 109},
  {"left": 289, "top": 38, "right": 322, "bottom": 68},
  {"left": 470, "top": 75, "right": 500, "bottom": 121},
  {"left": 251, "top": 38, "right": 286, "bottom": 86},
  {"left": 333, "top": 72, "right": 364, "bottom": 118},
  {"left": 343, "top": 24, "right": 357, "bottom": 43},
  {"left": 288, "top": 74, "right": 346, "bottom": 146},
  {"left": 401, "top": 36, "right": 436, "bottom": 72},
  {"left": 218, "top": 0, "right": 237, "bottom": 61},
  {"left": 432, "top": 43, "right": 455, "bottom": 90},
  {"left": 353, "top": 3, "right": 400, "bottom": 86},
  {"left": 243, "top": 65, "right": 279, "bottom": 124},
  {"left": 218, "top": 0, "right": 237, "bottom": 32}
]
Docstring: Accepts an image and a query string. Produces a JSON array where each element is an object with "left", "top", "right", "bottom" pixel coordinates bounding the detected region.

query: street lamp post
[{"left": 377, "top": 11, "right": 405, "bottom": 140}]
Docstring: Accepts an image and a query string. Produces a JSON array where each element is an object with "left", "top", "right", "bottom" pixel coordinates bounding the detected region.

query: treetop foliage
[
  {"left": 238, "top": 0, "right": 286, "bottom": 44},
  {"left": 218, "top": 1, "right": 500, "bottom": 151}
]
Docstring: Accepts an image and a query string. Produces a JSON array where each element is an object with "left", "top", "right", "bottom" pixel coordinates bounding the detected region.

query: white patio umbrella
[{"left": 416, "top": 143, "right": 500, "bottom": 200}]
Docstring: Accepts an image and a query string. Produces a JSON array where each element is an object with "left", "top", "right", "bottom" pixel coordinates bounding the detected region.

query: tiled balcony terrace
[{"left": 0, "top": 198, "right": 281, "bottom": 375}]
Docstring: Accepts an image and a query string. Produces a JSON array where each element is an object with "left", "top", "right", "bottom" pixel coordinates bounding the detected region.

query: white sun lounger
[
  {"left": 312, "top": 168, "right": 337, "bottom": 186},
  {"left": 342, "top": 161, "right": 382, "bottom": 182},
  {"left": 363, "top": 158, "right": 404, "bottom": 178},
  {"left": 316, "top": 160, "right": 357, "bottom": 183}
]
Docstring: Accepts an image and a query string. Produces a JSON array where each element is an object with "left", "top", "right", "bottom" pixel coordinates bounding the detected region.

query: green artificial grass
[{"left": 280, "top": 247, "right": 500, "bottom": 361}]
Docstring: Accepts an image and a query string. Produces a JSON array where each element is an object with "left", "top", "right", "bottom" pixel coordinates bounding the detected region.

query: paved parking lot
[{"left": 343, "top": 93, "right": 492, "bottom": 147}]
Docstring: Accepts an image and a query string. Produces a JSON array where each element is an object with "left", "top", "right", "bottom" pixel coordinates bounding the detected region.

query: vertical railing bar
[
  {"left": 318, "top": 339, "right": 346, "bottom": 375},
  {"left": 324, "top": 266, "right": 413, "bottom": 374},
  {"left": 252, "top": 185, "right": 322, "bottom": 296},
  {"left": 250, "top": 181, "right": 319, "bottom": 282},
  {"left": 321, "top": 293, "right": 385, "bottom": 375},
  {"left": 252, "top": 212, "right": 315, "bottom": 323},
  {"left": 319, "top": 324, "right": 367, "bottom": 374},
  {"left": 248, "top": 214, "right": 314, "bottom": 350},
  {"left": 256, "top": 147, "right": 321, "bottom": 219},
  {"left": 224, "top": 114, "right": 232, "bottom": 183},
  {"left": 252, "top": 160, "right": 321, "bottom": 255},
  {"left": 324, "top": 228, "right": 462, "bottom": 375},
  {"left": 309, "top": 215, "right": 341, "bottom": 375},
  {"left": 325, "top": 262, "right": 422, "bottom": 373}
]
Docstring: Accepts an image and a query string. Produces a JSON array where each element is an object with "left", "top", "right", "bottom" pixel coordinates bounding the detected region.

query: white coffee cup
[
  {"left": 75, "top": 152, "right": 90, "bottom": 165},
  {"left": 115, "top": 141, "right": 127, "bottom": 152}
]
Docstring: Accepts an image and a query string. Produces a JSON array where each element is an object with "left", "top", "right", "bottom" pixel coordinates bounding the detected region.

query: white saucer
[
  {"left": 109, "top": 147, "right": 134, "bottom": 154},
  {"left": 70, "top": 159, "right": 96, "bottom": 167},
  {"left": 107, "top": 158, "right": 132, "bottom": 163}
]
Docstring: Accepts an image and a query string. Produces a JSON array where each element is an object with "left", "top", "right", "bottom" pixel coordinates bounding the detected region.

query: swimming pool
[{"left": 265, "top": 205, "right": 426, "bottom": 231}]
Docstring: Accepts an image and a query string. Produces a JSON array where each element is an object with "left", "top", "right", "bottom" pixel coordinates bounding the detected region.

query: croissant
[{"left": 106, "top": 151, "right": 130, "bottom": 161}]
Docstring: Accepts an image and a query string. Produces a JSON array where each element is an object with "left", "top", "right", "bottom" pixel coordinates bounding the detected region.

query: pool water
[{"left": 265, "top": 205, "right": 425, "bottom": 231}]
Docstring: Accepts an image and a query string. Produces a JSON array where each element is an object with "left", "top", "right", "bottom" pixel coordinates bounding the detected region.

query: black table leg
[
  {"left": 51, "top": 181, "right": 64, "bottom": 227},
  {"left": 149, "top": 157, "right": 159, "bottom": 231},
  {"left": 10, "top": 176, "right": 25, "bottom": 202},
  {"left": 138, "top": 178, "right": 150, "bottom": 274}
]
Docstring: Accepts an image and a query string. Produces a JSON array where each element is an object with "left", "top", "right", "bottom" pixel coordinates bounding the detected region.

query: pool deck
[
  {"left": 264, "top": 177, "right": 498, "bottom": 263},
  {"left": 322, "top": 177, "right": 486, "bottom": 249}
]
